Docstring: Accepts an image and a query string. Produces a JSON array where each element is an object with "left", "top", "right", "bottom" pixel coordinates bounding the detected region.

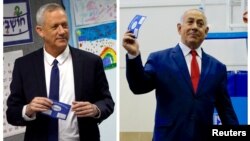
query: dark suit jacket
[
  {"left": 6, "top": 47, "right": 115, "bottom": 141},
  {"left": 126, "top": 44, "right": 238, "bottom": 141}
]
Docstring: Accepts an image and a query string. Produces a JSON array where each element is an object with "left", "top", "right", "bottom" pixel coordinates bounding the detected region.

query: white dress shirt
[
  {"left": 179, "top": 42, "right": 202, "bottom": 75},
  {"left": 22, "top": 46, "right": 79, "bottom": 141}
]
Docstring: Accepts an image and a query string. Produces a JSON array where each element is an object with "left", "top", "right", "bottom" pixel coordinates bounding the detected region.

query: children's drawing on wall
[
  {"left": 76, "top": 22, "right": 116, "bottom": 70},
  {"left": 73, "top": 0, "right": 116, "bottom": 26}
]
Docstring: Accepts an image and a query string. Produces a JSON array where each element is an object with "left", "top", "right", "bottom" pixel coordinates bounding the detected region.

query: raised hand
[{"left": 122, "top": 31, "right": 140, "bottom": 56}]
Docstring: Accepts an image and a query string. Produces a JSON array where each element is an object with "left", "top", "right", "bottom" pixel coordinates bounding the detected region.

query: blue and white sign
[{"left": 3, "top": 0, "right": 33, "bottom": 47}]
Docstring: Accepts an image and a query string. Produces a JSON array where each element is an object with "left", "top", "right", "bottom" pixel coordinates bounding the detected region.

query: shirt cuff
[
  {"left": 127, "top": 52, "right": 140, "bottom": 59},
  {"left": 22, "top": 105, "right": 36, "bottom": 121},
  {"left": 93, "top": 104, "right": 101, "bottom": 119}
]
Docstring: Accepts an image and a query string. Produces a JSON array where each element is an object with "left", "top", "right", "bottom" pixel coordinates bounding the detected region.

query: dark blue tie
[{"left": 48, "top": 59, "right": 59, "bottom": 141}]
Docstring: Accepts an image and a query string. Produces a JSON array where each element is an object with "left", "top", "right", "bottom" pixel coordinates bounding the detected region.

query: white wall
[
  {"left": 100, "top": 69, "right": 117, "bottom": 141},
  {"left": 120, "top": 0, "right": 248, "bottom": 132}
]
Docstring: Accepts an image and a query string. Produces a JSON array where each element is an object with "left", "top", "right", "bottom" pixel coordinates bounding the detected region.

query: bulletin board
[
  {"left": 63, "top": 0, "right": 117, "bottom": 70},
  {"left": 62, "top": 1, "right": 117, "bottom": 140},
  {"left": 3, "top": 50, "right": 25, "bottom": 137}
]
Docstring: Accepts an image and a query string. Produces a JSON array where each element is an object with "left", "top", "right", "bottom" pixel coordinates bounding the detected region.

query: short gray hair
[
  {"left": 36, "top": 3, "right": 65, "bottom": 26},
  {"left": 180, "top": 9, "right": 207, "bottom": 25}
]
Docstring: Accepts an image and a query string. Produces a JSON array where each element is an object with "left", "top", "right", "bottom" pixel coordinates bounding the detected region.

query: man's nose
[
  {"left": 191, "top": 23, "right": 198, "bottom": 29},
  {"left": 58, "top": 25, "right": 65, "bottom": 34}
]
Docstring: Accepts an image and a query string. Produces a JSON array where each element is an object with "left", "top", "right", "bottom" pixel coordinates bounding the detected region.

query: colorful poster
[
  {"left": 76, "top": 22, "right": 116, "bottom": 70},
  {"left": 3, "top": 0, "right": 33, "bottom": 47},
  {"left": 73, "top": 0, "right": 116, "bottom": 26}
]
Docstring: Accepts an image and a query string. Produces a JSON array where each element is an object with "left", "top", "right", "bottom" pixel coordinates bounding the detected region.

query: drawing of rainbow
[{"left": 100, "top": 47, "right": 116, "bottom": 70}]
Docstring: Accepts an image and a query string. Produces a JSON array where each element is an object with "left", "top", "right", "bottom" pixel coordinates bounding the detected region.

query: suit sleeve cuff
[
  {"left": 22, "top": 105, "right": 36, "bottom": 121},
  {"left": 127, "top": 52, "right": 140, "bottom": 59}
]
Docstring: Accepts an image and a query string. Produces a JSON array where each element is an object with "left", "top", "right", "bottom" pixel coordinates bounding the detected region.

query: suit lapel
[
  {"left": 172, "top": 45, "right": 193, "bottom": 92},
  {"left": 70, "top": 47, "right": 86, "bottom": 101},
  {"left": 33, "top": 48, "right": 47, "bottom": 97},
  {"left": 196, "top": 50, "right": 211, "bottom": 94}
]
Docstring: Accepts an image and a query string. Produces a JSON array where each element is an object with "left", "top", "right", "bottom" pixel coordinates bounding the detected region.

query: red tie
[{"left": 191, "top": 50, "right": 200, "bottom": 93}]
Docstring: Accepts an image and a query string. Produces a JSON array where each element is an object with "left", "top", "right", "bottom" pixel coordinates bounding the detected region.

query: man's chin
[
  {"left": 188, "top": 37, "right": 202, "bottom": 43},
  {"left": 57, "top": 41, "right": 68, "bottom": 46},
  {"left": 56, "top": 43, "right": 68, "bottom": 49},
  {"left": 186, "top": 40, "right": 201, "bottom": 48}
]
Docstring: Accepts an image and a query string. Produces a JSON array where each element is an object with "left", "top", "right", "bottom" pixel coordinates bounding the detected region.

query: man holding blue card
[
  {"left": 6, "top": 3, "right": 114, "bottom": 141},
  {"left": 122, "top": 9, "right": 238, "bottom": 141}
]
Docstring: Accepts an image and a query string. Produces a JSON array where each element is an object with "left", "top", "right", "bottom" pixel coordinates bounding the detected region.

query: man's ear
[
  {"left": 35, "top": 25, "right": 44, "bottom": 38},
  {"left": 205, "top": 26, "right": 209, "bottom": 35},
  {"left": 177, "top": 23, "right": 182, "bottom": 35}
]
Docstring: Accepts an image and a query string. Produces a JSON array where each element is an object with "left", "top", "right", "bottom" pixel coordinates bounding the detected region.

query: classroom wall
[
  {"left": 63, "top": 1, "right": 117, "bottom": 141},
  {"left": 4, "top": 1, "right": 62, "bottom": 141},
  {"left": 4, "top": 0, "right": 62, "bottom": 55},
  {"left": 120, "top": 0, "right": 247, "bottom": 135}
]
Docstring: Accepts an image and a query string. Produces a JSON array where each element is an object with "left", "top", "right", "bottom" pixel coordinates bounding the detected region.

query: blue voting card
[
  {"left": 42, "top": 100, "right": 71, "bottom": 120},
  {"left": 128, "top": 15, "right": 146, "bottom": 38}
]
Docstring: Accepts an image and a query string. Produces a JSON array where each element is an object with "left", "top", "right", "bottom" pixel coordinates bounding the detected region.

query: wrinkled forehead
[
  {"left": 182, "top": 10, "right": 207, "bottom": 23},
  {"left": 44, "top": 8, "right": 66, "bottom": 16}
]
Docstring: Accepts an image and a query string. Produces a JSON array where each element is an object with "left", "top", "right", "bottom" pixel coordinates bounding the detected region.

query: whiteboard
[{"left": 3, "top": 50, "right": 25, "bottom": 137}]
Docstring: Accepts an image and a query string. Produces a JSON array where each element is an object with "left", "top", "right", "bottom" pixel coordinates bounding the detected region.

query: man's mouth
[
  {"left": 189, "top": 33, "right": 199, "bottom": 38},
  {"left": 57, "top": 38, "right": 67, "bottom": 41}
]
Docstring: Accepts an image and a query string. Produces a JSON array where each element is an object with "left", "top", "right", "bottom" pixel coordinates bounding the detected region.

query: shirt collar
[
  {"left": 179, "top": 42, "right": 202, "bottom": 58},
  {"left": 44, "top": 45, "right": 70, "bottom": 66}
]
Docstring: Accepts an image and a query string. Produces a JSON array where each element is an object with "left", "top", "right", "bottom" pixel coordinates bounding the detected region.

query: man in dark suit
[
  {"left": 122, "top": 9, "right": 238, "bottom": 141},
  {"left": 6, "top": 3, "right": 114, "bottom": 141}
]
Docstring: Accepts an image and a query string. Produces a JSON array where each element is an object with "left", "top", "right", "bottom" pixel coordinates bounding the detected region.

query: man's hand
[
  {"left": 26, "top": 97, "right": 53, "bottom": 117},
  {"left": 122, "top": 31, "right": 140, "bottom": 56},
  {"left": 72, "top": 101, "right": 100, "bottom": 118}
]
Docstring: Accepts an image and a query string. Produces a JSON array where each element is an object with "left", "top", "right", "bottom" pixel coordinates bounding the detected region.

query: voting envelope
[
  {"left": 42, "top": 100, "right": 71, "bottom": 120},
  {"left": 128, "top": 15, "right": 146, "bottom": 38}
]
